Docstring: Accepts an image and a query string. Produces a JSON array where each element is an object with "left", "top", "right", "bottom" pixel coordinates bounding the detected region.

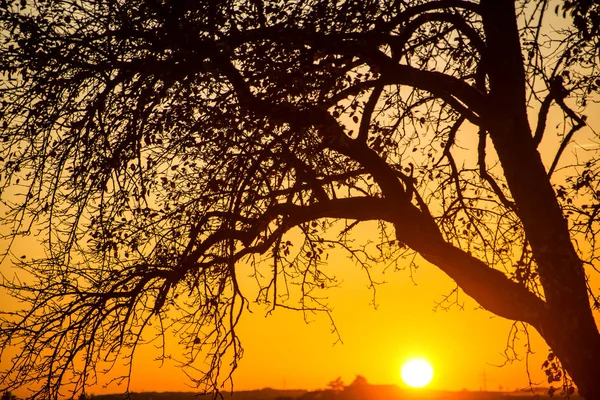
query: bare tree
[{"left": 1, "top": 0, "right": 599, "bottom": 398}]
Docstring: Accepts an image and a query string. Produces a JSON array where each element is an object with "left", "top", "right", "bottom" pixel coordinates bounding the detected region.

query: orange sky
[
  {"left": 3, "top": 120, "right": 600, "bottom": 398},
  {"left": 3, "top": 112, "right": 600, "bottom": 397},
  {"left": 81, "top": 248, "right": 551, "bottom": 394},
  {"left": 2, "top": 44, "right": 600, "bottom": 399},
  {"left": 1, "top": 220, "right": 555, "bottom": 397}
]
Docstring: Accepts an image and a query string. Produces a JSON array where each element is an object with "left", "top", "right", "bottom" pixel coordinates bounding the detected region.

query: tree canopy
[{"left": 1, "top": 0, "right": 600, "bottom": 398}]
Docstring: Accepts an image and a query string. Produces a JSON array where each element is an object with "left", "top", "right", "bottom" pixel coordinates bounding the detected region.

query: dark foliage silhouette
[
  {"left": 1, "top": 0, "right": 600, "bottom": 398},
  {"left": 1, "top": 391, "right": 17, "bottom": 400}
]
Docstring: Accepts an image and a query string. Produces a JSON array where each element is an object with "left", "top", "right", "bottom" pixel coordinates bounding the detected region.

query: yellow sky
[
  {"left": 81, "top": 250, "right": 550, "bottom": 394},
  {"left": 3, "top": 113, "right": 600, "bottom": 398},
  {"left": 2, "top": 42, "right": 600, "bottom": 398},
  {"left": 1, "top": 221, "right": 554, "bottom": 396},
  {"left": 3, "top": 129, "right": 600, "bottom": 398},
  {"left": 94, "top": 104, "right": 600, "bottom": 394}
]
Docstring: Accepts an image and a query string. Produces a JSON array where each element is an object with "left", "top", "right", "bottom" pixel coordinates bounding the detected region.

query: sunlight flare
[{"left": 401, "top": 359, "right": 434, "bottom": 388}]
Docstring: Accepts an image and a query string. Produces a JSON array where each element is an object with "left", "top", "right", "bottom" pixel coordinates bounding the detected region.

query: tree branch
[
  {"left": 477, "top": 129, "right": 516, "bottom": 211},
  {"left": 357, "top": 84, "right": 384, "bottom": 143},
  {"left": 389, "top": 11, "right": 485, "bottom": 57},
  {"left": 209, "top": 46, "right": 546, "bottom": 326},
  {"left": 388, "top": 204, "right": 548, "bottom": 325},
  {"left": 547, "top": 98, "right": 587, "bottom": 177},
  {"left": 533, "top": 92, "right": 554, "bottom": 147},
  {"left": 320, "top": 43, "right": 489, "bottom": 121}
]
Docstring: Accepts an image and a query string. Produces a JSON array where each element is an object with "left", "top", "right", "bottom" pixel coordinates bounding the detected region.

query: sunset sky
[
  {"left": 2, "top": 4, "right": 600, "bottom": 398},
  {"left": 2, "top": 111, "right": 599, "bottom": 398},
  {"left": 0, "top": 234, "right": 549, "bottom": 395},
  {"left": 3, "top": 109, "right": 600, "bottom": 397},
  {"left": 86, "top": 248, "right": 550, "bottom": 394}
]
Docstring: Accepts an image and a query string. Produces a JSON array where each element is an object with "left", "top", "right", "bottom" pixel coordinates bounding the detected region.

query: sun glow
[{"left": 401, "top": 359, "right": 434, "bottom": 388}]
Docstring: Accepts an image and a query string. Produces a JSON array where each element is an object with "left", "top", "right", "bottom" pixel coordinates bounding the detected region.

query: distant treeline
[
  {"left": 92, "top": 388, "right": 307, "bottom": 400},
  {"left": 89, "top": 385, "right": 581, "bottom": 400},
  {"left": 3, "top": 384, "right": 582, "bottom": 400}
]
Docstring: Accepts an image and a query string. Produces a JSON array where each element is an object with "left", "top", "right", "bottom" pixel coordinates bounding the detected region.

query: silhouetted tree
[
  {"left": 347, "top": 376, "right": 368, "bottom": 389},
  {"left": 1, "top": 0, "right": 600, "bottom": 398},
  {"left": 1, "top": 391, "right": 17, "bottom": 400},
  {"left": 344, "top": 376, "right": 369, "bottom": 398},
  {"left": 327, "top": 377, "right": 345, "bottom": 392}
]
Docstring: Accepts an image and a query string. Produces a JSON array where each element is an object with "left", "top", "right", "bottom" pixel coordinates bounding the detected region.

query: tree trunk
[
  {"left": 479, "top": 1, "right": 600, "bottom": 397},
  {"left": 540, "top": 314, "right": 600, "bottom": 399}
]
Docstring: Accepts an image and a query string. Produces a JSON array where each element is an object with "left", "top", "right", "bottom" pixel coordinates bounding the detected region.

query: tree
[
  {"left": 1, "top": 0, "right": 599, "bottom": 398},
  {"left": 347, "top": 376, "right": 368, "bottom": 389},
  {"left": 1, "top": 391, "right": 17, "bottom": 400},
  {"left": 327, "top": 377, "right": 345, "bottom": 392}
]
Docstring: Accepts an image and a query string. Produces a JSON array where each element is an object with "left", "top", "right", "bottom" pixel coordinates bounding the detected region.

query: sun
[{"left": 401, "top": 359, "right": 434, "bottom": 388}]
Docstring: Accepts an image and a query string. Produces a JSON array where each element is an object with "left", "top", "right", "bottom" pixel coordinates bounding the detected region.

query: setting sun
[{"left": 401, "top": 359, "right": 434, "bottom": 388}]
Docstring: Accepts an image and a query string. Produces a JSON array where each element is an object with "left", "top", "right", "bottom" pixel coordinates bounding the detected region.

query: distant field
[{"left": 91, "top": 386, "right": 578, "bottom": 400}]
